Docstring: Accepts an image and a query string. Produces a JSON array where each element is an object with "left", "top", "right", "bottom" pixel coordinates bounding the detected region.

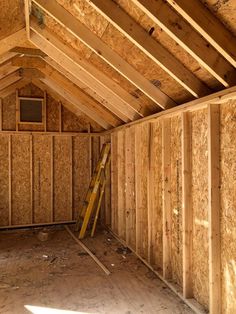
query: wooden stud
[
  {"left": 51, "top": 136, "right": 54, "bottom": 222},
  {"left": 30, "top": 135, "right": 34, "bottom": 223},
  {"left": 24, "top": 0, "right": 31, "bottom": 39},
  {"left": 162, "top": 118, "right": 172, "bottom": 279},
  {"left": 70, "top": 136, "right": 73, "bottom": 220},
  {"left": 147, "top": 123, "right": 153, "bottom": 264},
  {"left": 43, "top": 90, "right": 47, "bottom": 132},
  {"left": 208, "top": 103, "right": 221, "bottom": 314},
  {"left": 182, "top": 112, "right": 193, "bottom": 298},
  {"left": 59, "top": 101, "right": 62, "bottom": 133},
  {"left": 0, "top": 98, "right": 2, "bottom": 131},
  {"left": 16, "top": 89, "right": 19, "bottom": 132},
  {"left": 8, "top": 135, "right": 12, "bottom": 226}
]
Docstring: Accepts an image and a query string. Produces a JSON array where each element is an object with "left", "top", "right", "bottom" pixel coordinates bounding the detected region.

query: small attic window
[{"left": 19, "top": 98, "right": 43, "bottom": 123}]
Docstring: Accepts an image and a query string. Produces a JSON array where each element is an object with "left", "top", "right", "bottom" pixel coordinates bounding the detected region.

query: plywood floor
[{"left": 0, "top": 226, "right": 193, "bottom": 314}]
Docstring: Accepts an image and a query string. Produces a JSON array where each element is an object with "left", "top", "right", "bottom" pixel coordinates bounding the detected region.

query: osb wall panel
[
  {"left": 2, "top": 93, "right": 16, "bottom": 131},
  {"left": 170, "top": 116, "right": 183, "bottom": 287},
  {"left": 53, "top": 136, "right": 72, "bottom": 221},
  {"left": 33, "top": 135, "right": 52, "bottom": 223},
  {"left": 11, "top": 135, "right": 31, "bottom": 225},
  {"left": 135, "top": 123, "right": 149, "bottom": 259},
  {"left": 124, "top": 127, "right": 136, "bottom": 249},
  {"left": 149, "top": 121, "right": 163, "bottom": 271},
  {"left": 0, "top": 135, "right": 9, "bottom": 226},
  {"left": 73, "top": 136, "right": 90, "bottom": 220},
  {"left": 46, "top": 94, "right": 60, "bottom": 132},
  {"left": 191, "top": 109, "right": 209, "bottom": 309},
  {"left": 220, "top": 99, "right": 236, "bottom": 314},
  {"left": 117, "top": 130, "right": 126, "bottom": 241}
]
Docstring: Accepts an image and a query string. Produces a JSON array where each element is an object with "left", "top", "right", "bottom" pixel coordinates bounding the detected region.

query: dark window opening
[{"left": 20, "top": 98, "right": 43, "bottom": 123}]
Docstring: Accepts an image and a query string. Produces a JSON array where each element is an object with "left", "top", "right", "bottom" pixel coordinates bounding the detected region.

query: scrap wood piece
[{"left": 64, "top": 225, "right": 111, "bottom": 276}]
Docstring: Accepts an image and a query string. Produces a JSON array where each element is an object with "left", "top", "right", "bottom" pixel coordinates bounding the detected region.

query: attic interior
[{"left": 0, "top": 0, "right": 236, "bottom": 313}]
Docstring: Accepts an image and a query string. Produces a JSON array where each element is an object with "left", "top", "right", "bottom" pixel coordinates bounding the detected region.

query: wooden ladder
[{"left": 75, "top": 142, "right": 111, "bottom": 239}]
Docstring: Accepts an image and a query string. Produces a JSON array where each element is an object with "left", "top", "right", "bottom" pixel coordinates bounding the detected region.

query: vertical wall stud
[
  {"left": 182, "top": 112, "right": 193, "bottom": 298},
  {"left": 43, "top": 91, "right": 47, "bottom": 132},
  {"left": 59, "top": 101, "right": 62, "bottom": 133},
  {"left": 162, "top": 118, "right": 172, "bottom": 279},
  {"left": 51, "top": 136, "right": 54, "bottom": 222},
  {"left": 30, "top": 134, "right": 34, "bottom": 223},
  {"left": 16, "top": 89, "right": 19, "bottom": 131},
  {"left": 208, "top": 103, "right": 221, "bottom": 314},
  {"left": 0, "top": 98, "right": 2, "bottom": 131},
  {"left": 70, "top": 136, "right": 73, "bottom": 220},
  {"left": 8, "top": 135, "right": 12, "bottom": 225}
]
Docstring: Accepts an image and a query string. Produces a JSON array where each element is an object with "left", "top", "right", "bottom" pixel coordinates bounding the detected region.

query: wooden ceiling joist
[
  {"left": 0, "top": 72, "right": 21, "bottom": 91},
  {"left": 132, "top": 0, "right": 236, "bottom": 87},
  {"left": 32, "top": 0, "right": 176, "bottom": 110},
  {"left": 29, "top": 23, "right": 152, "bottom": 118},
  {"left": 32, "top": 79, "right": 83, "bottom": 117},
  {"left": 0, "top": 52, "right": 19, "bottom": 66},
  {"left": 0, "top": 64, "right": 20, "bottom": 80},
  {"left": 38, "top": 66, "right": 122, "bottom": 129},
  {"left": 10, "top": 47, "right": 47, "bottom": 57},
  {"left": 87, "top": 0, "right": 211, "bottom": 97},
  {"left": 40, "top": 76, "right": 112, "bottom": 130},
  {"left": 11, "top": 55, "right": 46, "bottom": 68},
  {"left": 166, "top": 0, "right": 236, "bottom": 68},
  {"left": 0, "top": 29, "right": 27, "bottom": 56},
  {"left": 45, "top": 58, "right": 132, "bottom": 123},
  {"left": 20, "top": 68, "right": 45, "bottom": 79}
]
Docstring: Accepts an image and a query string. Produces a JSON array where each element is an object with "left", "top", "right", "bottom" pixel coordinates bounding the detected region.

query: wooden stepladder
[{"left": 75, "top": 143, "right": 111, "bottom": 239}]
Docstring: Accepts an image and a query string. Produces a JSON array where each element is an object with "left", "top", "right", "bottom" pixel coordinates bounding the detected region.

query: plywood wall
[
  {"left": 0, "top": 132, "right": 98, "bottom": 227},
  {"left": 110, "top": 99, "right": 236, "bottom": 314}
]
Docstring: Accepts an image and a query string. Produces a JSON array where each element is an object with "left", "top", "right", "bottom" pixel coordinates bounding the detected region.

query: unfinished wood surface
[
  {"left": 2, "top": 93, "right": 16, "bottom": 131},
  {"left": 46, "top": 93, "right": 60, "bottom": 132},
  {"left": 0, "top": 135, "right": 9, "bottom": 226},
  {"left": 53, "top": 136, "right": 73, "bottom": 221},
  {"left": 182, "top": 112, "right": 193, "bottom": 298},
  {"left": 149, "top": 121, "right": 163, "bottom": 271},
  {"left": 170, "top": 116, "right": 183, "bottom": 287},
  {"left": 111, "top": 132, "right": 118, "bottom": 234},
  {"left": 8, "top": 135, "right": 12, "bottom": 225},
  {"left": 125, "top": 127, "right": 136, "bottom": 249},
  {"left": 191, "top": 109, "right": 209, "bottom": 309},
  {"left": 208, "top": 103, "right": 221, "bottom": 314},
  {"left": 220, "top": 99, "right": 236, "bottom": 314},
  {"left": 135, "top": 123, "right": 149, "bottom": 259},
  {"left": 162, "top": 118, "right": 172, "bottom": 279},
  {"left": 33, "top": 135, "right": 52, "bottom": 223},
  {"left": 72, "top": 136, "right": 90, "bottom": 220},
  {"left": 11, "top": 135, "right": 31, "bottom": 225},
  {"left": 117, "top": 130, "right": 126, "bottom": 240}
]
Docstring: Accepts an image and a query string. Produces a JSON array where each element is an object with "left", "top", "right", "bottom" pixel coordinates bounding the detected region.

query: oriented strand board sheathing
[
  {"left": 72, "top": 136, "right": 90, "bottom": 220},
  {"left": 53, "top": 136, "right": 72, "bottom": 221},
  {"left": 18, "top": 124, "right": 44, "bottom": 132},
  {"left": 0, "top": 0, "right": 25, "bottom": 40},
  {"left": 111, "top": 132, "right": 118, "bottom": 234},
  {"left": 19, "top": 83, "right": 44, "bottom": 98},
  {"left": 117, "top": 129, "right": 126, "bottom": 240},
  {"left": 46, "top": 94, "right": 60, "bottom": 132},
  {"left": 0, "top": 135, "right": 9, "bottom": 226},
  {"left": 191, "top": 109, "right": 209, "bottom": 309},
  {"left": 33, "top": 135, "right": 52, "bottom": 223},
  {"left": 220, "top": 99, "right": 236, "bottom": 313},
  {"left": 125, "top": 127, "right": 136, "bottom": 249},
  {"left": 135, "top": 123, "right": 149, "bottom": 260},
  {"left": 2, "top": 93, "right": 16, "bottom": 131},
  {"left": 149, "top": 121, "right": 163, "bottom": 271},
  {"left": 11, "top": 135, "right": 31, "bottom": 225},
  {"left": 170, "top": 116, "right": 183, "bottom": 287}
]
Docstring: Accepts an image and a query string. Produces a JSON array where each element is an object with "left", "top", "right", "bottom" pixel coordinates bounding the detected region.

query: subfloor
[{"left": 0, "top": 226, "right": 193, "bottom": 314}]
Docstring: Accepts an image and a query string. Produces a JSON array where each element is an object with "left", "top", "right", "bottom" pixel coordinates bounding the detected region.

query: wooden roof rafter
[
  {"left": 130, "top": 0, "right": 236, "bottom": 87},
  {"left": 31, "top": 0, "right": 176, "bottom": 110},
  {"left": 29, "top": 23, "right": 153, "bottom": 118},
  {"left": 0, "top": 29, "right": 28, "bottom": 56},
  {"left": 0, "top": 78, "right": 30, "bottom": 98},
  {"left": 86, "top": 0, "right": 211, "bottom": 97},
  {"left": 166, "top": 0, "right": 236, "bottom": 68}
]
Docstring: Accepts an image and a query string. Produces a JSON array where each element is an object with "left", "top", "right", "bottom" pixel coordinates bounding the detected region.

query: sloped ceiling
[{"left": 0, "top": 0, "right": 235, "bottom": 130}]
